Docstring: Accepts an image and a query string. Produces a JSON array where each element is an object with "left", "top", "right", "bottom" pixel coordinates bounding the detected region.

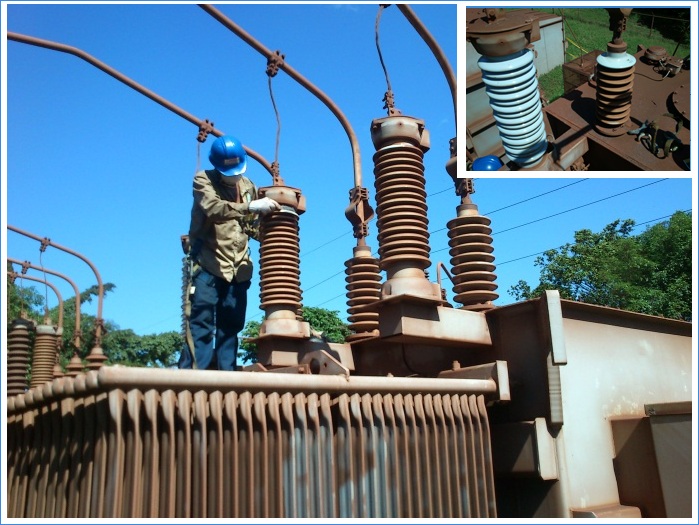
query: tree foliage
[
  {"left": 238, "top": 319, "right": 262, "bottom": 365},
  {"left": 509, "top": 212, "right": 692, "bottom": 321},
  {"left": 105, "top": 329, "right": 181, "bottom": 368},
  {"left": 239, "top": 306, "right": 351, "bottom": 365},
  {"left": 301, "top": 306, "right": 352, "bottom": 343},
  {"left": 6, "top": 272, "right": 45, "bottom": 325}
]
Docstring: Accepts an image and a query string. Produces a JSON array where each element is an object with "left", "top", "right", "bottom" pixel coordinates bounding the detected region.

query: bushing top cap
[{"left": 467, "top": 8, "right": 540, "bottom": 57}]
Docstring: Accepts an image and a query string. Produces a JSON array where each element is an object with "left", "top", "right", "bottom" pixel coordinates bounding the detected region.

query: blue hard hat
[
  {"left": 209, "top": 135, "right": 248, "bottom": 176},
  {"left": 472, "top": 155, "right": 503, "bottom": 171}
]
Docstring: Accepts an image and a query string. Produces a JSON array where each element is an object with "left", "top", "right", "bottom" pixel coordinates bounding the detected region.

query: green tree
[
  {"left": 301, "top": 306, "right": 352, "bottom": 343},
  {"left": 7, "top": 262, "right": 46, "bottom": 324},
  {"left": 6, "top": 275, "right": 45, "bottom": 325},
  {"left": 105, "top": 329, "right": 181, "bottom": 368},
  {"left": 510, "top": 212, "right": 692, "bottom": 321},
  {"left": 239, "top": 306, "right": 351, "bottom": 365},
  {"left": 238, "top": 319, "right": 262, "bottom": 365}
]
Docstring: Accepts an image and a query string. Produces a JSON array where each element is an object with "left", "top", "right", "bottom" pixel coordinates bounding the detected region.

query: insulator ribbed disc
[
  {"left": 373, "top": 142, "right": 431, "bottom": 271},
  {"left": 344, "top": 254, "right": 381, "bottom": 340},
  {"left": 449, "top": 242, "right": 495, "bottom": 259},
  {"left": 451, "top": 260, "right": 497, "bottom": 280},
  {"left": 259, "top": 210, "right": 303, "bottom": 313},
  {"left": 478, "top": 48, "right": 547, "bottom": 167},
  {"left": 6, "top": 321, "right": 33, "bottom": 395},
  {"left": 448, "top": 214, "right": 498, "bottom": 310},
  {"left": 30, "top": 332, "right": 57, "bottom": 388},
  {"left": 596, "top": 64, "right": 635, "bottom": 131}
]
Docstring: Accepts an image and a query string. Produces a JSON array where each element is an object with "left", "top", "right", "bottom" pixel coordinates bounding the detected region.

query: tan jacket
[{"left": 188, "top": 169, "right": 259, "bottom": 283}]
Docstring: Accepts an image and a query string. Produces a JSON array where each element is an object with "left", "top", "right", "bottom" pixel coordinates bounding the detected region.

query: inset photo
[{"left": 466, "top": 7, "right": 691, "bottom": 171}]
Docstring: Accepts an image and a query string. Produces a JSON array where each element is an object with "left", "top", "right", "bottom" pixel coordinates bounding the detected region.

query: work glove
[{"left": 248, "top": 196, "right": 281, "bottom": 215}]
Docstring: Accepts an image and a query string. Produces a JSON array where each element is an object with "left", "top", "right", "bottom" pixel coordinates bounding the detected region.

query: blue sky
[{"left": 2, "top": 3, "right": 696, "bottom": 342}]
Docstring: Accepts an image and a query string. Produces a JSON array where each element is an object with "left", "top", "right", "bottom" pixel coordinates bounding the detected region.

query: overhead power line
[
  {"left": 494, "top": 179, "right": 668, "bottom": 236},
  {"left": 432, "top": 178, "right": 668, "bottom": 254},
  {"left": 496, "top": 208, "right": 691, "bottom": 267},
  {"left": 429, "top": 178, "right": 589, "bottom": 236},
  {"left": 484, "top": 178, "right": 588, "bottom": 215}
]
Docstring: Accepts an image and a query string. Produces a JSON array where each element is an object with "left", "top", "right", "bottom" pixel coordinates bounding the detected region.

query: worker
[{"left": 178, "top": 135, "right": 280, "bottom": 371}]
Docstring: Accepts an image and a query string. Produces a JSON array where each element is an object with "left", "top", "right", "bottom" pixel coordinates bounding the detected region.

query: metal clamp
[
  {"left": 266, "top": 50, "right": 285, "bottom": 77},
  {"left": 196, "top": 119, "right": 215, "bottom": 143},
  {"left": 344, "top": 186, "right": 375, "bottom": 239}
]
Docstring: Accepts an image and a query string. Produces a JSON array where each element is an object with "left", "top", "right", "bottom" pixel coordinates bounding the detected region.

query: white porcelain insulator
[{"left": 478, "top": 48, "right": 547, "bottom": 168}]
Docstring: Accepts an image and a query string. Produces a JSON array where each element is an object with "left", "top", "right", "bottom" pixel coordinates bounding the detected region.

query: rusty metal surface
[
  {"left": 544, "top": 48, "right": 691, "bottom": 170},
  {"left": 466, "top": 8, "right": 541, "bottom": 57},
  {"left": 7, "top": 368, "right": 498, "bottom": 518},
  {"left": 438, "top": 360, "right": 510, "bottom": 402},
  {"left": 670, "top": 82, "right": 690, "bottom": 122},
  {"left": 370, "top": 294, "right": 493, "bottom": 348},
  {"left": 254, "top": 338, "right": 354, "bottom": 373}
]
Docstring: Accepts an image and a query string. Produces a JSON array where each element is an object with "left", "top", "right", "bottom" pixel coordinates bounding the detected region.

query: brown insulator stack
[
  {"left": 66, "top": 352, "right": 85, "bottom": 377},
  {"left": 371, "top": 115, "right": 441, "bottom": 300},
  {"left": 6, "top": 319, "right": 34, "bottom": 395},
  {"left": 259, "top": 207, "right": 303, "bottom": 319},
  {"left": 447, "top": 197, "right": 498, "bottom": 311},
  {"left": 52, "top": 327, "right": 64, "bottom": 379},
  {"left": 30, "top": 323, "right": 59, "bottom": 388},
  {"left": 254, "top": 185, "right": 309, "bottom": 355},
  {"left": 344, "top": 244, "right": 381, "bottom": 341},
  {"left": 86, "top": 345, "right": 108, "bottom": 370},
  {"left": 596, "top": 63, "right": 635, "bottom": 135},
  {"left": 595, "top": 8, "right": 636, "bottom": 136},
  {"left": 52, "top": 355, "right": 64, "bottom": 379}
]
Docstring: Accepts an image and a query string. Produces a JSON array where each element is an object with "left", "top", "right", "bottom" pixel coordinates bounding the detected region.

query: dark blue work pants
[{"left": 178, "top": 267, "right": 250, "bottom": 371}]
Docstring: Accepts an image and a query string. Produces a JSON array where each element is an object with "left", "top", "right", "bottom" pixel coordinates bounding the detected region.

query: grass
[
  {"left": 538, "top": 65, "right": 564, "bottom": 104},
  {"left": 533, "top": 8, "right": 690, "bottom": 102}
]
